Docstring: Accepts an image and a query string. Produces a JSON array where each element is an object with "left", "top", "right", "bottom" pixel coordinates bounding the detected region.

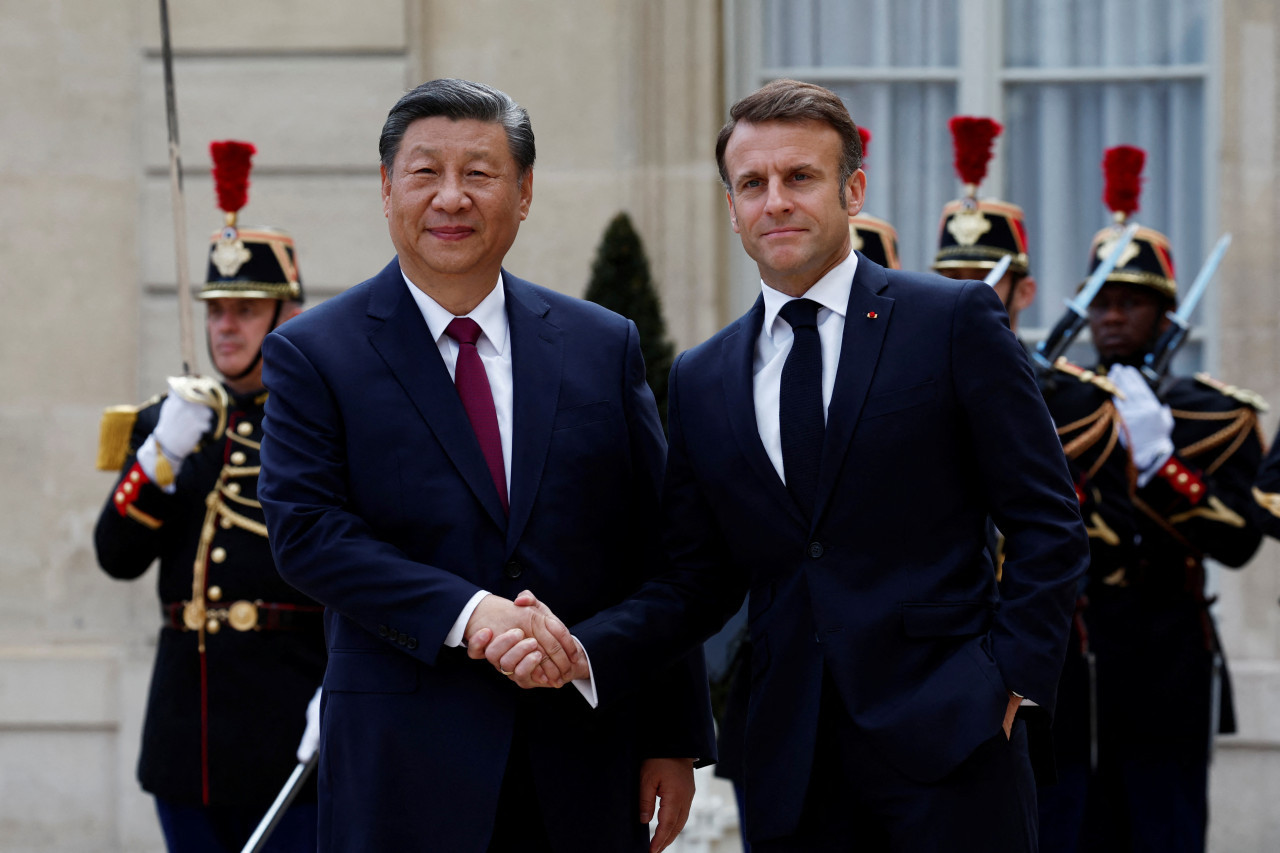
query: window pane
[
  {"left": 831, "top": 82, "right": 959, "bottom": 272},
  {"left": 1005, "top": 0, "right": 1206, "bottom": 68},
  {"left": 762, "top": 0, "right": 958, "bottom": 68},
  {"left": 1004, "top": 80, "right": 1205, "bottom": 331}
]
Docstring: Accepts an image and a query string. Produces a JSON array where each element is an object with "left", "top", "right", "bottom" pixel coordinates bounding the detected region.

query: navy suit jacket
[
  {"left": 576, "top": 256, "right": 1089, "bottom": 842},
  {"left": 258, "top": 259, "right": 715, "bottom": 853}
]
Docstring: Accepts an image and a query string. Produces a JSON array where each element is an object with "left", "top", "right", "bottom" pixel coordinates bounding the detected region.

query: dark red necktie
[{"left": 445, "top": 317, "right": 508, "bottom": 514}]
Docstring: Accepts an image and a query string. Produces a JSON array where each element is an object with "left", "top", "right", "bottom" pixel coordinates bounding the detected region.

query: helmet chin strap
[{"left": 209, "top": 299, "right": 284, "bottom": 383}]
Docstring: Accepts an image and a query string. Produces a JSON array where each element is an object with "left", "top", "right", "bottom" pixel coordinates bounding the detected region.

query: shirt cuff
[
  {"left": 444, "top": 590, "right": 491, "bottom": 648},
  {"left": 570, "top": 638, "right": 599, "bottom": 708}
]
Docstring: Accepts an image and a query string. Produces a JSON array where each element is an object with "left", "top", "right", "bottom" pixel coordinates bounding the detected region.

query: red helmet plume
[
  {"left": 1102, "top": 145, "right": 1145, "bottom": 220},
  {"left": 948, "top": 117, "right": 1002, "bottom": 190},
  {"left": 210, "top": 140, "right": 257, "bottom": 219}
]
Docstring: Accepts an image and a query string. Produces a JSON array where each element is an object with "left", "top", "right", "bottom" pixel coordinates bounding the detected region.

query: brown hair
[{"left": 715, "top": 79, "right": 863, "bottom": 200}]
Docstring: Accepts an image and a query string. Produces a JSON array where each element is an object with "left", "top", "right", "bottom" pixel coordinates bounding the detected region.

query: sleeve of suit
[
  {"left": 575, "top": 350, "right": 750, "bottom": 711},
  {"left": 952, "top": 281, "right": 1090, "bottom": 712},
  {"left": 1254, "top": 424, "right": 1280, "bottom": 539},
  {"left": 617, "top": 322, "right": 718, "bottom": 765},
  {"left": 259, "top": 331, "right": 484, "bottom": 663}
]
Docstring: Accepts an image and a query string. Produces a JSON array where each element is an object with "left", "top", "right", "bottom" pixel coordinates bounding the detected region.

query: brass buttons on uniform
[
  {"left": 226, "top": 483, "right": 241, "bottom": 496},
  {"left": 208, "top": 585, "right": 223, "bottom": 602},
  {"left": 206, "top": 618, "right": 221, "bottom": 634},
  {"left": 227, "top": 600, "right": 259, "bottom": 631},
  {"left": 211, "top": 547, "right": 227, "bottom": 564},
  {"left": 230, "top": 451, "right": 247, "bottom": 465},
  {"left": 236, "top": 421, "right": 254, "bottom": 436},
  {"left": 220, "top": 517, "right": 233, "bottom": 529}
]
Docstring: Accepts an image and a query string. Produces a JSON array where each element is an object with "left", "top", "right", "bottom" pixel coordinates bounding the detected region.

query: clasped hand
[{"left": 465, "top": 591, "right": 588, "bottom": 688}]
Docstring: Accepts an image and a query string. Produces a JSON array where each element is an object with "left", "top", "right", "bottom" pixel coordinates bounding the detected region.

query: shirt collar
[
  {"left": 401, "top": 269, "right": 509, "bottom": 356},
  {"left": 760, "top": 249, "right": 858, "bottom": 341}
]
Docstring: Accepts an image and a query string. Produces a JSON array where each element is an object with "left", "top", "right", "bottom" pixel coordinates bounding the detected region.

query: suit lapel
[
  {"left": 721, "top": 298, "right": 808, "bottom": 530},
  {"left": 503, "top": 273, "right": 562, "bottom": 553},
  {"left": 365, "top": 259, "right": 508, "bottom": 531},
  {"left": 812, "top": 255, "right": 894, "bottom": 526}
]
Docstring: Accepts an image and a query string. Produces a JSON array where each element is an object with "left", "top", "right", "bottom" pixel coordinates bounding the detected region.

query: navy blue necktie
[{"left": 778, "top": 298, "right": 824, "bottom": 520}]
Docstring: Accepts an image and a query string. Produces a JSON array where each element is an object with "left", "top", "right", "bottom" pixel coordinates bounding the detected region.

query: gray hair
[{"left": 379, "top": 78, "right": 536, "bottom": 180}]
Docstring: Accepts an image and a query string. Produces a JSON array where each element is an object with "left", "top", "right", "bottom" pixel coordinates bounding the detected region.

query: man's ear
[
  {"left": 726, "top": 191, "right": 740, "bottom": 234},
  {"left": 1013, "top": 275, "right": 1037, "bottom": 313},
  {"left": 380, "top": 164, "right": 392, "bottom": 218},
  {"left": 846, "top": 168, "right": 866, "bottom": 215}
]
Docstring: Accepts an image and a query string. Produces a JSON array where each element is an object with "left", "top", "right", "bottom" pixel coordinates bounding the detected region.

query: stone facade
[{"left": 0, "top": 1, "right": 1276, "bottom": 850}]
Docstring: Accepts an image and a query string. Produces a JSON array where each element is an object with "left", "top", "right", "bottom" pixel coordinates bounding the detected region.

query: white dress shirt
[
  {"left": 753, "top": 250, "right": 859, "bottom": 480},
  {"left": 402, "top": 271, "right": 596, "bottom": 704}
]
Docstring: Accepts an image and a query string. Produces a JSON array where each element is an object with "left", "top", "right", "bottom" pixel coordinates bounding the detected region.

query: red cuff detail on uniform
[
  {"left": 1073, "top": 477, "right": 1087, "bottom": 506},
  {"left": 113, "top": 462, "right": 151, "bottom": 516},
  {"left": 1158, "top": 456, "right": 1205, "bottom": 505}
]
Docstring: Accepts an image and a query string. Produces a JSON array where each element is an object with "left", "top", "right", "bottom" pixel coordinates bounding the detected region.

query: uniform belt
[{"left": 162, "top": 600, "right": 323, "bottom": 633}]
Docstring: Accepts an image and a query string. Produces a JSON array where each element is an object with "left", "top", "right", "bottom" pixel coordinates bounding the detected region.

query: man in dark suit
[
  {"left": 256, "top": 78, "right": 713, "bottom": 853},
  {"left": 486, "top": 78, "right": 1090, "bottom": 852}
]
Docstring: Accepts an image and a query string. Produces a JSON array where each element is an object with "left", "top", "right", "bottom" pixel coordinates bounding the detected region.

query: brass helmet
[
  {"left": 1083, "top": 145, "right": 1176, "bottom": 302},
  {"left": 201, "top": 140, "right": 304, "bottom": 303},
  {"left": 850, "top": 126, "right": 901, "bottom": 269},
  {"left": 933, "top": 116, "right": 1029, "bottom": 276}
]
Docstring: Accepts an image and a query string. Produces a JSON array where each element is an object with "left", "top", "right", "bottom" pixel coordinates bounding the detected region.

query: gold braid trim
[
  {"left": 1167, "top": 495, "right": 1246, "bottom": 529},
  {"left": 215, "top": 501, "right": 269, "bottom": 538},
  {"left": 229, "top": 432, "right": 261, "bottom": 451},
  {"left": 1254, "top": 487, "right": 1280, "bottom": 520},
  {"left": 1085, "top": 511, "right": 1121, "bottom": 546},
  {"left": 1172, "top": 407, "right": 1254, "bottom": 466},
  {"left": 126, "top": 505, "right": 163, "bottom": 530},
  {"left": 1057, "top": 402, "right": 1122, "bottom": 478}
]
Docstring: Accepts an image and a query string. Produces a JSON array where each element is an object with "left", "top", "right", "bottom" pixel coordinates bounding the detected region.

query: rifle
[
  {"left": 1033, "top": 222, "right": 1140, "bottom": 372},
  {"left": 1141, "top": 233, "right": 1232, "bottom": 390}
]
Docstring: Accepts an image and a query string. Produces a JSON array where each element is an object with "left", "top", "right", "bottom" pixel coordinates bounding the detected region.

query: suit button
[
  {"left": 808, "top": 541, "right": 824, "bottom": 559},
  {"left": 378, "top": 625, "right": 389, "bottom": 638},
  {"left": 397, "top": 632, "right": 408, "bottom": 646},
  {"left": 406, "top": 638, "right": 418, "bottom": 650},
  {"left": 504, "top": 561, "right": 522, "bottom": 579}
]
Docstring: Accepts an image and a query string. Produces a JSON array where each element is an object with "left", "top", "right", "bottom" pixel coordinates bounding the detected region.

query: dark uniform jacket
[
  {"left": 1034, "top": 361, "right": 1140, "bottom": 775},
  {"left": 1087, "top": 371, "right": 1265, "bottom": 759},
  {"left": 94, "top": 388, "right": 326, "bottom": 807},
  {"left": 1253, "top": 422, "right": 1280, "bottom": 539}
]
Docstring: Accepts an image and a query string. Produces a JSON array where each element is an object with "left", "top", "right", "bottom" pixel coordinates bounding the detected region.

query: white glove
[
  {"left": 136, "top": 392, "right": 214, "bottom": 493},
  {"left": 297, "top": 687, "right": 322, "bottom": 763},
  {"left": 1109, "top": 364, "right": 1175, "bottom": 487}
]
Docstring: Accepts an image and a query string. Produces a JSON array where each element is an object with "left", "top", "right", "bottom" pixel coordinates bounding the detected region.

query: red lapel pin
[{"left": 866, "top": 311, "right": 878, "bottom": 319}]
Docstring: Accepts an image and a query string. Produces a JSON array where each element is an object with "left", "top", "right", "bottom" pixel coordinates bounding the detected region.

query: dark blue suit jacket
[
  {"left": 577, "top": 256, "right": 1089, "bottom": 842},
  {"left": 258, "top": 259, "right": 715, "bottom": 852}
]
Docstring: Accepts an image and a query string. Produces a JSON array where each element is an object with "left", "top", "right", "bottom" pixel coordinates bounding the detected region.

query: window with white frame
[{"left": 725, "top": 0, "right": 1217, "bottom": 369}]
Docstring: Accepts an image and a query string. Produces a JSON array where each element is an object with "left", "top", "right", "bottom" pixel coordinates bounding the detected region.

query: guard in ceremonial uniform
[
  {"left": 94, "top": 141, "right": 325, "bottom": 852},
  {"left": 1252, "top": 425, "right": 1280, "bottom": 539},
  {"left": 932, "top": 119, "right": 1138, "bottom": 853},
  {"left": 1077, "top": 146, "right": 1266, "bottom": 853}
]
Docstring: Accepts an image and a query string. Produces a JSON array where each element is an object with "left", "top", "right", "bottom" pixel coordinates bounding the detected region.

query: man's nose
[
  {"left": 762, "top": 178, "right": 792, "bottom": 216},
  {"left": 432, "top": 173, "right": 471, "bottom": 212}
]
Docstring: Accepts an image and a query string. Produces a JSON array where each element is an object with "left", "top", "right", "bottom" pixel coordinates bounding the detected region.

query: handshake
[{"left": 463, "top": 590, "right": 589, "bottom": 688}]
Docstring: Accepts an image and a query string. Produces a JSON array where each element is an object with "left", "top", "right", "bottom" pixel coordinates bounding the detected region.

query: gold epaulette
[
  {"left": 96, "top": 405, "right": 139, "bottom": 471},
  {"left": 1054, "top": 357, "right": 1122, "bottom": 397},
  {"left": 1194, "top": 373, "right": 1269, "bottom": 412}
]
